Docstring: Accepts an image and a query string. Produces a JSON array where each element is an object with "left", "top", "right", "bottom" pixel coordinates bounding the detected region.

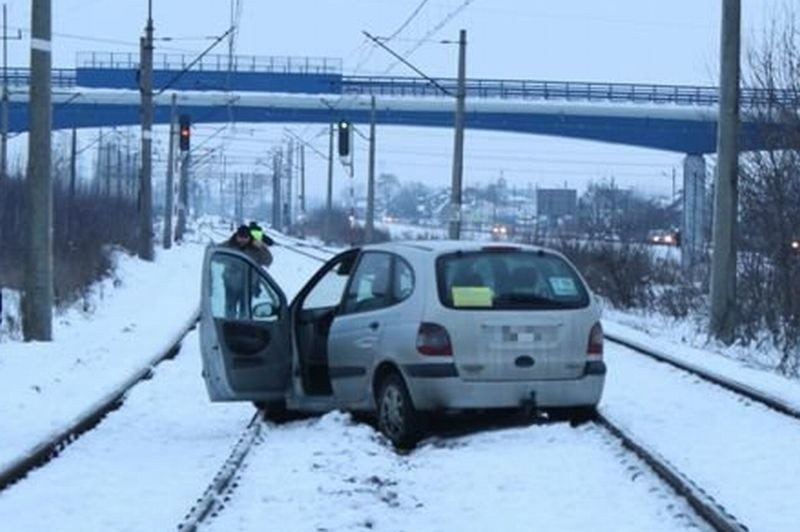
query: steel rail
[
  {"left": 0, "top": 312, "right": 198, "bottom": 492},
  {"left": 177, "top": 414, "right": 263, "bottom": 532},
  {"left": 606, "top": 334, "right": 800, "bottom": 421},
  {"left": 597, "top": 412, "right": 748, "bottom": 532}
]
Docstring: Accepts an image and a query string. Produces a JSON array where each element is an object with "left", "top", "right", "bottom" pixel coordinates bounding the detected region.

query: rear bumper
[{"left": 403, "top": 361, "right": 606, "bottom": 410}]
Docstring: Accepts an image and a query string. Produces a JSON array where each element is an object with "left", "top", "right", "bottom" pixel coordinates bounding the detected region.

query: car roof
[{"left": 359, "top": 240, "right": 552, "bottom": 256}]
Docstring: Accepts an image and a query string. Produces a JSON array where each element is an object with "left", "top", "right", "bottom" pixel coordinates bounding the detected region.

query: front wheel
[{"left": 377, "top": 373, "right": 423, "bottom": 450}]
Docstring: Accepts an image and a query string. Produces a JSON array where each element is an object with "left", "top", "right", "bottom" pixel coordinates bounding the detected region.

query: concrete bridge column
[{"left": 682, "top": 154, "right": 708, "bottom": 271}]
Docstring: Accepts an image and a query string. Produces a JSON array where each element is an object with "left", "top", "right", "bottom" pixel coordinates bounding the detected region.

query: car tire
[
  {"left": 254, "top": 399, "right": 289, "bottom": 423},
  {"left": 568, "top": 406, "right": 599, "bottom": 425},
  {"left": 548, "top": 406, "right": 598, "bottom": 425},
  {"left": 377, "top": 373, "right": 423, "bottom": 450}
]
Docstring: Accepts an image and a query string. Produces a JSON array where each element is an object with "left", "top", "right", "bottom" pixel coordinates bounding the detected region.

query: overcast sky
[{"left": 4, "top": 0, "right": 796, "bottom": 203}]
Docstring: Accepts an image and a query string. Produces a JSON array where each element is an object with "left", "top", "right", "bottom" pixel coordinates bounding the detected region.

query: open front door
[{"left": 199, "top": 245, "right": 291, "bottom": 401}]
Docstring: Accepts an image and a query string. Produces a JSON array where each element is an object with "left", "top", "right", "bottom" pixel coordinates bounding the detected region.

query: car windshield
[{"left": 436, "top": 249, "right": 590, "bottom": 310}]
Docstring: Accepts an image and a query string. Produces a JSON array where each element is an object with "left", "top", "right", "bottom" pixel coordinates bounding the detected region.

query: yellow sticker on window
[{"left": 452, "top": 286, "right": 494, "bottom": 307}]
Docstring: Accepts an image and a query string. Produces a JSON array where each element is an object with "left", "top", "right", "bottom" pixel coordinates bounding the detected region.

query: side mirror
[{"left": 252, "top": 302, "right": 278, "bottom": 320}]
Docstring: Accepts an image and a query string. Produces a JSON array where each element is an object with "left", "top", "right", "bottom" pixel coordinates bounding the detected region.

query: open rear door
[{"left": 199, "top": 245, "right": 291, "bottom": 401}]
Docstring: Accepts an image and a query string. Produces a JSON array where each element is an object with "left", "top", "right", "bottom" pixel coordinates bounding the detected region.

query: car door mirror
[{"left": 253, "top": 301, "right": 278, "bottom": 320}]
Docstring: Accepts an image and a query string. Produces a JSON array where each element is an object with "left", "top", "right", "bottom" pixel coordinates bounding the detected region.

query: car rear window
[{"left": 436, "top": 249, "right": 590, "bottom": 310}]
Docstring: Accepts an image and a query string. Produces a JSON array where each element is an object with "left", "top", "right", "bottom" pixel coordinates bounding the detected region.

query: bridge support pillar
[{"left": 682, "top": 154, "right": 708, "bottom": 272}]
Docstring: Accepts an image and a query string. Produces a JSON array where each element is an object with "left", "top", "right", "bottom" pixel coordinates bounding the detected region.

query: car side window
[
  {"left": 210, "top": 253, "right": 280, "bottom": 320},
  {"left": 341, "top": 252, "right": 392, "bottom": 315},
  {"left": 301, "top": 257, "right": 352, "bottom": 311},
  {"left": 393, "top": 256, "right": 414, "bottom": 302}
]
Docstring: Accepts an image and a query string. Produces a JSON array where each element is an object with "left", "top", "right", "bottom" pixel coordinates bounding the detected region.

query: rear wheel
[
  {"left": 549, "top": 406, "right": 598, "bottom": 426},
  {"left": 377, "top": 373, "right": 423, "bottom": 450},
  {"left": 253, "top": 399, "right": 289, "bottom": 423}
]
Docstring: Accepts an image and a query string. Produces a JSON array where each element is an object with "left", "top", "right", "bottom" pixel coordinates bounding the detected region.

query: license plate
[{"left": 517, "top": 332, "right": 535, "bottom": 343}]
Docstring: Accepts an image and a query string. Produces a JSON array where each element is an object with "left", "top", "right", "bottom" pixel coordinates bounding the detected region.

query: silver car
[{"left": 199, "top": 241, "right": 605, "bottom": 448}]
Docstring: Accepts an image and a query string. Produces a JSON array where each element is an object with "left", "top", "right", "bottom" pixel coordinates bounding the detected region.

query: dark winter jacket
[{"left": 223, "top": 237, "right": 273, "bottom": 267}]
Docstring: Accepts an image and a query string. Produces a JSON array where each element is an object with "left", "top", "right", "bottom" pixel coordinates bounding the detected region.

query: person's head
[
  {"left": 234, "top": 225, "right": 252, "bottom": 248},
  {"left": 248, "top": 221, "right": 264, "bottom": 242}
]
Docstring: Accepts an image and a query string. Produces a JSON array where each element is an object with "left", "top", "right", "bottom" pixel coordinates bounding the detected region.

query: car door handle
[{"left": 369, "top": 322, "right": 380, "bottom": 331}]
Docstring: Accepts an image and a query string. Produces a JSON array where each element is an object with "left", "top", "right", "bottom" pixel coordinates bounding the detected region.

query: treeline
[{"left": 0, "top": 135, "right": 140, "bottom": 307}]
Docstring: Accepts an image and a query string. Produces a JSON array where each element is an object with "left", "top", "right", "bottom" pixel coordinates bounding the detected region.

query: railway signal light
[
  {"left": 179, "top": 115, "right": 191, "bottom": 151},
  {"left": 337, "top": 120, "right": 351, "bottom": 158}
]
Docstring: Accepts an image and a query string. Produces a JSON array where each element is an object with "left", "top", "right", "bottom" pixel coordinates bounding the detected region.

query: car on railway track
[{"left": 199, "top": 240, "right": 605, "bottom": 448}]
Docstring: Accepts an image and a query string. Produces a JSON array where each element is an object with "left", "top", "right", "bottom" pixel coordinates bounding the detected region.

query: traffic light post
[
  {"left": 175, "top": 114, "right": 191, "bottom": 242},
  {"left": 336, "top": 119, "right": 357, "bottom": 242},
  {"left": 338, "top": 119, "right": 351, "bottom": 158},
  {"left": 162, "top": 93, "right": 177, "bottom": 250}
]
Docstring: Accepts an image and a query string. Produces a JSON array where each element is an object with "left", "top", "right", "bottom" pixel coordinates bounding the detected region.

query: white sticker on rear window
[{"left": 549, "top": 277, "right": 578, "bottom": 296}]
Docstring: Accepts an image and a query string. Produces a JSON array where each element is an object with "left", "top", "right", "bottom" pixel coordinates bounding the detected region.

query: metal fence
[
  {"left": 4, "top": 67, "right": 76, "bottom": 88},
  {"left": 343, "top": 75, "right": 793, "bottom": 107},
  {"left": 75, "top": 52, "right": 343, "bottom": 75}
]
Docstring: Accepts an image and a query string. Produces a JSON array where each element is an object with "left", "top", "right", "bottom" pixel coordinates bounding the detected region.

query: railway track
[
  {"left": 257, "top": 236, "right": 753, "bottom": 532},
  {"left": 0, "top": 226, "right": 221, "bottom": 493},
  {"left": 3, "top": 229, "right": 768, "bottom": 531},
  {"left": 606, "top": 334, "right": 800, "bottom": 421},
  {"left": 0, "top": 314, "right": 197, "bottom": 493}
]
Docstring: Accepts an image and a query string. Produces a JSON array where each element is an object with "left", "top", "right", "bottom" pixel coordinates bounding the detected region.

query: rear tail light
[
  {"left": 587, "top": 322, "right": 603, "bottom": 356},
  {"left": 416, "top": 322, "right": 453, "bottom": 356}
]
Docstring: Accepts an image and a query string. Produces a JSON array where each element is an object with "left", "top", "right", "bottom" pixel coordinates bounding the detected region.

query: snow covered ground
[
  {"left": 3, "top": 229, "right": 800, "bottom": 531},
  {"left": 0, "top": 329, "right": 254, "bottom": 531},
  {"left": 204, "top": 413, "right": 701, "bottom": 532},
  {"left": 604, "top": 342, "right": 800, "bottom": 532},
  {"left": 0, "top": 243, "right": 205, "bottom": 473}
]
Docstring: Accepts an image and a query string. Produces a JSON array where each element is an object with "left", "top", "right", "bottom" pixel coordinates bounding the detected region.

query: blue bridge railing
[
  {"left": 342, "top": 75, "right": 793, "bottom": 108},
  {"left": 76, "top": 52, "right": 343, "bottom": 75},
  {"left": 4, "top": 61, "right": 795, "bottom": 109},
  {"left": 5, "top": 67, "right": 76, "bottom": 88}
]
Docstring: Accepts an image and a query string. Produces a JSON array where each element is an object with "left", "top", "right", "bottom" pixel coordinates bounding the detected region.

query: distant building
[{"left": 536, "top": 189, "right": 577, "bottom": 219}]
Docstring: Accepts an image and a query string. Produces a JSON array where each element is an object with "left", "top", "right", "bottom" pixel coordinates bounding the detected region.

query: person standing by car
[
  {"left": 221, "top": 225, "right": 273, "bottom": 318},
  {"left": 226, "top": 224, "right": 272, "bottom": 267}
]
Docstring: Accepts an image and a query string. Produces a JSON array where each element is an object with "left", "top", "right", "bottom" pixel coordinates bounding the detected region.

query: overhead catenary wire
[
  {"left": 385, "top": 0, "right": 479, "bottom": 74},
  {"left": 384, "top": 0, "right": 432, "bottom": 42}
]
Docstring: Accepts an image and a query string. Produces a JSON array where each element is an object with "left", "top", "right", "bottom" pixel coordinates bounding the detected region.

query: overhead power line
[
  {"left": 386, "top": 0, "right": 479, "bottom": 74},
  {"left": 155, "top": 26, "right": 235, "bottom": 95},
  {"left": 385, "top": 0, "right": 431, "bottom": 42},
  {"left": 363, "top": 30, "right": 453, "bottom": 97}
]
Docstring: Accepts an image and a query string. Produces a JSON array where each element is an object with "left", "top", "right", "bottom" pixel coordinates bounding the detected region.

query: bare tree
[{"left": 739, "top": 7, "right": 800, "bottom": 374}]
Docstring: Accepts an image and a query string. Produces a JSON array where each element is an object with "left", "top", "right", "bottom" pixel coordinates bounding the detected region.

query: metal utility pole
[
  {"left": 710, "top": 0, "right": 741, "bottom": 344},
  {"left": 285, "top": 139, "right": 294, "bottom": 231},
  {"left": 325, "top": 123, "right": 334, "bottom": 244},
  {"left": 137, "top": 0, "right": 155, "bottom": 260},
  {"left": 2, "top": 4, "right": 10, "bottom": 182},
  {"left": 448, "top": 29, "right": 467, "bottom": 240},
  {"left": 23, "top": 0, "right": 52, "bottom": 341},
  {"left": 69, "top": 128, "right": 77, "bottom": 199},
  {"left": 272, "top": 150, "right": 282, "bottom": 230},
  {"left": 0, "top": 4, "right": 19, "bottom": 182},
  {"left": 365, "top": 95, "right": 377, "bottom": 243},
  {"left": 299, "top": 144, "right": 306, "bottom": 215},
  {"left": 176, "top": 150, "right": 190, "bottom": 242},
  {"left": 163, "top": 94, "right": 177, "bottom": 249}
]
